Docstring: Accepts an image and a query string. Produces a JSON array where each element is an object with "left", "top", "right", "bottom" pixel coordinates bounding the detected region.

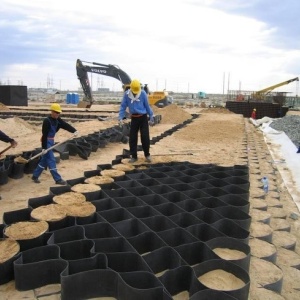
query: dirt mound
[
  {"left": 0, "top": 117, "right": 38, "bottom": 137},
  {"left": 0, "top": 103, "right": 10, "bottom": 111},
  {"left": 152, "top": 104, "right": 192, "bottom": 124}
]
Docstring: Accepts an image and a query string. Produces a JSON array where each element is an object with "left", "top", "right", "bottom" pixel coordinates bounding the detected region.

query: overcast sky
[{"left": 1, "top": 0, "right": 299, "bottom": 95}]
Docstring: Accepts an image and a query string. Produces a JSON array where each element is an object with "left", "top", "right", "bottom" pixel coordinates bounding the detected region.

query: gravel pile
[{"left": 269, "top": 115, "right": 300, "bottom": 148}]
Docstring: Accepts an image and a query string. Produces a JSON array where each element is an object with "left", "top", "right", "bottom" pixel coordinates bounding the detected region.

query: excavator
[
  {"left": 76, "top": 59, "right": 172, "bottom": 108},
  {"left": 252, "top": 77, "right": 299, "bottom": 101}
]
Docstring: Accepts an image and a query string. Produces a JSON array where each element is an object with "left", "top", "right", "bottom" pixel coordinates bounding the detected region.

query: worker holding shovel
[
  {"left": 31, "top": 103, "right": 78, "bottom": 185},
  {"left": 0, "top": 131, "right": 17, "bottom": 200}
]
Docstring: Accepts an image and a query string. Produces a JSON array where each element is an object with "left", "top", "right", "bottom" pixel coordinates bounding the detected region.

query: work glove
[
  {"left": 41, "top": 149, "right": 47, "bottom": 155},
  {"left": 149, "top": 117, "right": 155, "bottom": 127},
  {"left": 73, "top": 131, "right": 79, "bottom": 137},
  {"left": 10, "top": 140, "right": 18, "bottom": 148},
  {"left": 118, "top": 120, "right": 124, "bottom": 128}
]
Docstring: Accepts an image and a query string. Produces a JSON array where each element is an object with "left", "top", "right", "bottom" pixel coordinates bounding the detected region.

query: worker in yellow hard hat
[
  {"left": 32, "top": 103, "right": 79, "bottom": 185},
  {"left": 50, "top": 103, "right": 62, "bottom": 113},
  {"left": 118, "top": 79, "right": 154, "bottom": 163}
]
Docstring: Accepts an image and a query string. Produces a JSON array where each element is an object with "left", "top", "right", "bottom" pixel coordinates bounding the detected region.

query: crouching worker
[{"left": 32, "top": 103, "right": 78, "bottom": 185}]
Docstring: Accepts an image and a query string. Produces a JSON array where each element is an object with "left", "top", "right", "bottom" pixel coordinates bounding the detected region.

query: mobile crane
[
  {"left": 252, "top": 77, "right": 299, "bottom": 100},
  {"left": 76, "top": 59, "right": 172, "bottom": 108}
]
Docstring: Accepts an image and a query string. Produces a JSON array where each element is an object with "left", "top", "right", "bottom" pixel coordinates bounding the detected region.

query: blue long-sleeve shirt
[{"left": 119, "top": 90, "right": 153, "bottom": 120}]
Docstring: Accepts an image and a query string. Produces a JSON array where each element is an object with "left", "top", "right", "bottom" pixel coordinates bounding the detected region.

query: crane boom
[{"left": 254, "top": 77, "right": 299, "bottom": 96}]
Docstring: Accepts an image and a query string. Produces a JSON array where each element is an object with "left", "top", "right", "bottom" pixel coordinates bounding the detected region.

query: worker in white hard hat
[
  {"left": 32, "top": 103, "right": 79, "bottom": 185},
  {"left": 118, "top": 79, "right": 154, "bottom": 163}
]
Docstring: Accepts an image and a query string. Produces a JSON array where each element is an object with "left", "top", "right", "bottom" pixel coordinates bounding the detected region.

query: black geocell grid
[{"left": 1, "top": 161, "right": 251, "bottom": 300}]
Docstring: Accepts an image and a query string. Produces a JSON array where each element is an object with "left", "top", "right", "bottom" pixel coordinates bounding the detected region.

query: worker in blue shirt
[{"left": 119, "top": 79, "right": 154, "bottom": 163}]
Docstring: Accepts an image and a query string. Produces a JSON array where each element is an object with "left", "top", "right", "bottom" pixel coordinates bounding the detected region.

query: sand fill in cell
[
  {"left": 198, "top": 269, "right": 245, "bottom": 291},
  {"left": 62, "top": 202, "right": 96, "bottom": 217},
  {"left": 53, "top": 191, "right": 86, "bottom": 205},
  {"left": 84, "top": 175, "right": 114, "bottom": 185},
  {"left": 100, "top": 169, "right": 125, "bottom": 178},
  {"left": 0, "top": 239, "right": 20, "bottom": 263},
  {"left": 4, "top": 221, "right": 49, "bottom": 240},
  {"left": 71, "top": 183, "right": 101, "bottom": 193},
  {"left": 31, "top": 204, "right": 66, "bottom": 222}
]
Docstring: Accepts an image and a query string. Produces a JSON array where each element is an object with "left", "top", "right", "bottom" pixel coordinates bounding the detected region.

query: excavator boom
[
  {"left": 76, "top": 58, "right": 172, "bottom": 108},
  {"left": 76, "top": 59, "right": 132, "bottom": 108}
]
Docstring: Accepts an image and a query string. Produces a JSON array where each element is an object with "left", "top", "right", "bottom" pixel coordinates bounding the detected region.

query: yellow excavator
[
  {"left": 76, "top": 59, "right": 172, "bottom": 108},
  {"left": 252, "top": 77, "right": 299, "bottom": 101}
]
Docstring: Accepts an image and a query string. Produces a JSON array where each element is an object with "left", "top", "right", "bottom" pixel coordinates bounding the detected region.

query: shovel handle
[
  {"left": 0, "top": 144, "right": 13, "bottom": 155},
  {"left": 28, "top": 137, "right": 73, "bottom": 162}
]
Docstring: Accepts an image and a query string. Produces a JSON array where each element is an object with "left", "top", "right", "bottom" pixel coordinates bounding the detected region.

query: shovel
[
  {"left": 98, "top": 112, "right": 130, "bottom": 121},
  {"left": 0, "top": 145, "right": 13, "bottom": 156},
  {"left": 98, "top": 116, "right": 119, "bottom": 121},
  {"left": 14, "top": 137, "right": 74, "bottom": 164}
]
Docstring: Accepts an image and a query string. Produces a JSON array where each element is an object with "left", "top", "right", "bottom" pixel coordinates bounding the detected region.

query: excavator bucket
[{"left": 77, "top": 101, "right": 92, "bottom": 108}]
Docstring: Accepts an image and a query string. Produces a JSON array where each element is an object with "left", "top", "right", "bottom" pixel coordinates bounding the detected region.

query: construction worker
[
  {"left": 32, "top": 103, "right": 78, "bottom": 185},
  {"left": 0, "top": 131, "right": 17, "bottom": 200},
  {"left": 118, "top": 79, "right": 154, "bottom": 163},
  {"left": 251, "top": 108, "right": 257, "bottom": 119}
]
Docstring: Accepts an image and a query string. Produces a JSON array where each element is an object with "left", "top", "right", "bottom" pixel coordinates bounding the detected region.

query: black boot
[{"left": 297, "top": 147, "right": 300, "bottom": 153}]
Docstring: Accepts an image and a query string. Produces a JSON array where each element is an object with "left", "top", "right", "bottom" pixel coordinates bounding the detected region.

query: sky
[{"left": 0, "top": 0, "right": 300, "bottom": 95}]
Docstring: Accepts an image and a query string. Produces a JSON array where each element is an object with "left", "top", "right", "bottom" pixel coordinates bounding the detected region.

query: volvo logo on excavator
[{"left": 91, "top": 68, "right": 107, "bottom": 74}]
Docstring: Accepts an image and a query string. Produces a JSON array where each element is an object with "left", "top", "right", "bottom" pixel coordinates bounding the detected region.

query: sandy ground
[{"left": 1, "top": 103, "right": 300, "bottom": 299}]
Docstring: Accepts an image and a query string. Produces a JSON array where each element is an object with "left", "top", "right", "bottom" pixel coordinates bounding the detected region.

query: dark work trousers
[{"left": 129, "top": 114, "right": 150, "bottom": 159}]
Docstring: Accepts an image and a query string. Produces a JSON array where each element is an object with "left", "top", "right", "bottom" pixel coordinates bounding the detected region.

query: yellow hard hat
[
  {"left": 253, "top": 108, "right": 256, "bottom": 111},
  {"left": 130, "top": 79, "right": 141, "bottom": 94},
  {"left": 50, "top": 103, "right": 62, "bottom": 113}
]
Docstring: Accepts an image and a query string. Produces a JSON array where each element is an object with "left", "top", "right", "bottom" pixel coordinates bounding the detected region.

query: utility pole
[
  {"left": 223, "top": 72, "right": 225, "bottom": 94},
  {"left": 227, "top": 72, "right": 230, "bottom": 93},
  {"left": 90, "top": 73, "right": 93, "bottom": 92}
]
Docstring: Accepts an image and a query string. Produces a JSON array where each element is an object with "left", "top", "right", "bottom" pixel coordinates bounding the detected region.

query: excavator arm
[
  {"left": 76, "top": 59, "right": 132, "bottom": 108},
  {"left": 76, "top": 58, "right": 171, "bottom": 108}
]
